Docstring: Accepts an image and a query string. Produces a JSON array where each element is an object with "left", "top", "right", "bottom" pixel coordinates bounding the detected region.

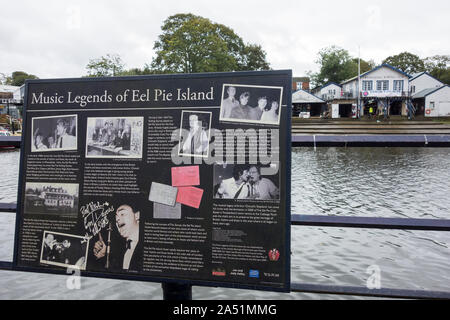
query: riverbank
[{"left": 3, "top": 117, "right": 450, "bottom": 148}]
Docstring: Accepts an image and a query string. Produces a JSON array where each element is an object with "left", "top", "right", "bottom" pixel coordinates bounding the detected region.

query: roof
[
  {"left": 0, "top": 85, "right": 21, "bottom": 93},
  {"left": 410, "top": 72, "right": 424, "bottom": 80},
  {"left": 317, "top": 82, "right": 342, "bottom": 90},
  {"left": 292, "top": 89, "right": 325, "bottom": 104},
  {"left": 311, "top": 82, "right": 342, "bottom": 92},
  {"left": 409, "top": 71, "right": 444, "bottom": 84},
  {"left": 341, "top": 63, "right": 411, "bottom": 85},
  {"left": 412, "top": 85, "right": 449, "bottom": 99}
]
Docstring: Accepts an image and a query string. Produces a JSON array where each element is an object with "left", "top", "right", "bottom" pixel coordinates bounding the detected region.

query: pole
[
  {"left": 161, "top": 282, "right": 192, "bottom": 300},
  {"left": 357, "top": 46, "right": 361, "bottom": 118}
]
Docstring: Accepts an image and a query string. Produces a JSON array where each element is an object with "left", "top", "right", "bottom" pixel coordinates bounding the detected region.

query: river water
[{"left": 1, "top": 147, "right": 449, "bottom": 299}]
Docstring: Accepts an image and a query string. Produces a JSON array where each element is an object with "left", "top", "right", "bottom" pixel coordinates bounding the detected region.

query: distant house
[
  {"left": 409, "top": 72, "right": 444, "bottom": 95},
  {"left": 292, "top": 89, "right": 326, "bottom": 117},
  {"left": 412, "top": 86, "right": 450, "bottom": 117},
  {"left": 292, "top": 77, "right": 310, "bottom": 92},
  {"left": 301, "top": 64, "right": 447, "bottom": 119},
  {"left": 311, "top": 82, "right": 342, "bottom": 101},
  {"left": 0, "top": 85, "right": 22, "bottom": 102},
  {"left": 0, "top": 85, "right": 23, "bottom": 119}
]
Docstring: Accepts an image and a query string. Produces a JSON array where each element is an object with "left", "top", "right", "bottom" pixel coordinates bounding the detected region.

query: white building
[
  {"left": 311, "top": 82, "right": 342, "bottom": 102},
  {"left": 292, "top": 89, "right": 326, "bottom": 117},
  {"left": 409, "top": 72, "right": 444, "bottom": 95},
  {"left": 0, "top": 85, "right": 23, "bottom": 119},
  {"left": 412, "top": 86, "right": 450, "bottom": 117},
  {"left": 340, "top": 64, "right": 411, "bottom": 117},
  {"left": 0, "top": 85, "right": 22, "bottom": 102}
]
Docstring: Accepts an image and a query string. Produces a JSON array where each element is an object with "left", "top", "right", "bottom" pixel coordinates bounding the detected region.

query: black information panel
[{"left": 14, "top": 70, "right": 291, "bottom": 292}]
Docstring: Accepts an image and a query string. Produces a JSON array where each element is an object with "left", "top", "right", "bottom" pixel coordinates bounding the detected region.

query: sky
[{"left": 1, "top": 0, "right": 449, "bottom": 79}]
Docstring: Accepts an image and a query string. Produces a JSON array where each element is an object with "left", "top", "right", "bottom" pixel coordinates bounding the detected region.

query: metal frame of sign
[{"left": 13, "top": 70, "right": 292, "bottom": 293}]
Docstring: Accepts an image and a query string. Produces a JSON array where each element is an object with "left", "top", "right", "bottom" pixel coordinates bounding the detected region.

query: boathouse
[
  {"left": 412, "top": 85, "right": 450, "bottom": 117},
  {"left": 292, "top": 89, "right": 326, "bottom": 117},
  {"left": 409, "top": 72, "right": 444, "bottom": 95},
  {"left": 339, "top": 64, "right": 411, "bottom": 117}
]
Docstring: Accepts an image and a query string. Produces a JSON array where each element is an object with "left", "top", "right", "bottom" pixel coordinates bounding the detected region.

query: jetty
[
  {"left": 0, "top": 136, "right": 21, "bottom": 148},
  {"left": 291, "top": 117, "right": 450, "bottom": 146}
]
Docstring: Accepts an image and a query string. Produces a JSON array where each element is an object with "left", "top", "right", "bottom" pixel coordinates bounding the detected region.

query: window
[
  {"left": 411, "top": 85, "right": 415, "bottom": 93},
  {"left": 362, "top": 80, "right": 373, "bottom": 91},
  {"left": 376, "top": 80, "right": 389, "bottom": 91},
  {"left": 430, "top": 101, "right": 435, "bottom": 109},
  {"left": 393, "top": 80, "right": 403, "bottom": 91}
]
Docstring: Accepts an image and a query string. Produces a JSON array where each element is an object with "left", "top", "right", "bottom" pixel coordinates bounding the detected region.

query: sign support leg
[{"left": 162, "top": 282, "right": 192, "bottom": 300}]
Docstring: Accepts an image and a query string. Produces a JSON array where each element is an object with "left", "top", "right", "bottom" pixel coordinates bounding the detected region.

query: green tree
[
  {"left": 350, "top": 58, "right": 376, "bottom": 75},
  {"left": 308, "top": 46, "right": 359, "bottom": 87},
  {"left": 4, "top": 71, "right": 38, "bottom": 86},
  {"left": 150, "top": 13, "right": 270, "bottom": 73},
  {"left": 85, "top": 54, "right": 125, "bottom": 77},
  {"left": 382, "top": 52, "right": 425, "bottom": 74},
  {"left": 118, "top": 65, "right": 156, "bottom": 76},
  {"left": 424, "top": 55, "right": 450, "bottom": 85}
]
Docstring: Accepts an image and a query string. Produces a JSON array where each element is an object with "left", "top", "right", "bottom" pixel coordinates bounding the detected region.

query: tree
[
  {"left": 85, "top": 54, "right": 125, "bottom": 77},
  {"left": 350, "top": 58, "right": 376, "bottom": 75},
  {"left": 117, "top": 65, "right": 155, "bottom": 76},
  {"left": 4, "top": 71, "right": 38, "bottom": 86},
  {"left": 150, "top": 13, "right": 270, "bottom": 73},
  {"left": 382, "top": 52, "right": 425, "bottom": 74},
  {"left": 424, "top": 55, "right": 450, "bottom": 85},
  {"left": 308, "top": 46, "right": 357, "bottom": 87}
]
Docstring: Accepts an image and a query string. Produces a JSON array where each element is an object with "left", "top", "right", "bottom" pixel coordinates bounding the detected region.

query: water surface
[{"left": 1, "top": 148, "right": 449, "bottom": 299}]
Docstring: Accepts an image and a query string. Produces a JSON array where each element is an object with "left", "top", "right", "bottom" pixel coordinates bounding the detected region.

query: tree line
[
  {"left": 1, "top": 13, "right": 449, "bottom": 87},
  {"left": 308, "top": 46, "right": 449, "bottom": 88}
]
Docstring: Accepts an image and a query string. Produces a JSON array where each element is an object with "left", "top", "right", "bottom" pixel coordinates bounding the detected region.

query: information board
[{"left": 14, "top": 70, "right": 291, "bottom": 292}]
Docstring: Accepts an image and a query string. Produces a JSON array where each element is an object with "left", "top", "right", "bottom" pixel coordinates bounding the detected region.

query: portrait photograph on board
[
  {"left": 178, "top": 110, "right": 212, "bottom": 158},
  {"left": 88, "top": 203, "right": 142, "bottom": 273},
  {"left": 40, "top": 231, "right": 88, "bottom": 270},
  {"left": 24, "top": 182, "right": 79, "bottom": 217},
  {"left": 85, "top": 117, "right": 144, "bottom": 158},
  {"left": 219, "top": 84, "right": 283, "bottom": 125},
  {"left": 213, "top": 163, "right": 280, "bottom": 200},
  {"left": 31, "top": 114, "right": 77, "bottom": 152}
]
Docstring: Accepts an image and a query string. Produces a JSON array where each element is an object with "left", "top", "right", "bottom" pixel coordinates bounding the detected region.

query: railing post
[{"left": 161, "top": 282, "right": 192, "bottom": 300}]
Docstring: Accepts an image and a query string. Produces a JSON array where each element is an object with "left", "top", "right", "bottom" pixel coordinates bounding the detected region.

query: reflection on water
[
  {"left": 1, "top": 148, "right": 450, "bottom": 299},
  {"left": 293, "top": 147, "right": 450, "bottom": 219}
]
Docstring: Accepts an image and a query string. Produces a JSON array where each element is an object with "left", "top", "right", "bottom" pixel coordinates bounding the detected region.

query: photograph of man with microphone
[{"left": 89, "top": 203, "right": 142, "bottom": 273}]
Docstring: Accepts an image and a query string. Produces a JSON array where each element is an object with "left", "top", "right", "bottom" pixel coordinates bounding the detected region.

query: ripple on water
[{"left": 1, "top": 147, "right": 450, "bottom": 298}]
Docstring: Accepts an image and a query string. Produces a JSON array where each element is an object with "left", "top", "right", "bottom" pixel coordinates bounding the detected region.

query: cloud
[{"left": 0, "top": 0, "right": 448, "bottom": 79}]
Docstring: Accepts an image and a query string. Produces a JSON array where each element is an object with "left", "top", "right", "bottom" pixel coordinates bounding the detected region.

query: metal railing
[{"left": 1, "top": 202, "right": 449, "bottom": 299}]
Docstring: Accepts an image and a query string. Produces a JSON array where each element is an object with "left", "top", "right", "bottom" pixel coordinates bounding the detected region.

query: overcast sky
[{"left": 1, "top": 0, "right": 449, "bottom": 79}]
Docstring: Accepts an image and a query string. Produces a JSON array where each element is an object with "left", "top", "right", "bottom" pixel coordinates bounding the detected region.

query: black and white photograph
[
  {"left": 85, "top": 117, "right": 143, "bottom": 158},
  {"left": 178, "top": 110, "right": 212, "bottom": 158},
  {"left": 24, "top": 182, "right": 79, "bottom": 217},
  {"left": 31, "top": 114, "right": 77, "bottom": 152},
  {"left": 213, "top": 163, "right": 280, "bottom": 200},
  {"left": 40, "top": 231, "right": 89, "bottom": 270},
  {"left": 219, "top": 84, "right": 283, "bottom": 125},
  {"left": 89, "top": 203, "right": 142, "bottom": 272}
]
